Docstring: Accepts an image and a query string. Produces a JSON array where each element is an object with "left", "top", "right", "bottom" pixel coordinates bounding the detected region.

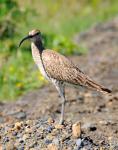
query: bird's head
[{"left": 19, "top": 29, "right": 41, "bottom": 47}]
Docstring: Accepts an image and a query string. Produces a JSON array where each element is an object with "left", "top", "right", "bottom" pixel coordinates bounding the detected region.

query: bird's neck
[{"left": 34, "top": 39, "right": 45, "bottom": 53}]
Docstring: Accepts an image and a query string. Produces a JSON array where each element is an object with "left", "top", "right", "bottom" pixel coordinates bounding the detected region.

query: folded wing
[{"left": 42, "top": 50, "right": 111, "bottom": 94}]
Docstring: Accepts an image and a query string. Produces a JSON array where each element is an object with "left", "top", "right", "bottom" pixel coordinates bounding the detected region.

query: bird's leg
[
  {"left": 55, "top": 81, "right": 66, "bottom": 125},
  {"left": 60, "top": 89, "right": 66, "bottom": 125}
]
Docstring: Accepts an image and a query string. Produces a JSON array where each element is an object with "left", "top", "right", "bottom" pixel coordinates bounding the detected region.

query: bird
[{"left": 19, "top": 29, "right": 111, "bottom": 124}]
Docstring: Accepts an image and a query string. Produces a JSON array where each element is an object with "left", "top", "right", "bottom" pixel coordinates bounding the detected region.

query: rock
[
  {"left": 14, "top": 111, "right": 26, "bottom": 120},
  {"left": 26, "top": 120, "right": 33, "bottom": 125},
  {"left": 12, "top": 131, "right": 18, "bottom": 136},
  {"left": 76, "top": 138, "right": 82, "bottom": 148},
  {"left": 29, "top": 140, "right": 37, "bottom": 148},
  {"left": 55, "top": 124, "right": 63, "bottom": 129},
  {"left": 108, "top": 136, "right": 113, "bottom": 141},
  {"left": 22, "top": 134, "right": 29, "bottom": 141},
  {"left": 19, "top": 138, "right": 24, "bottom": 144},
  {"left": 47, "top": 144, "right": 58, "bottom": 150},
  {"left": 52, "top": 138, "right": 59, "bottom": 146},
  {"left": 72, "top": 122, "right": 81, "bottom": 138},
  {"left": 47, "top": 118, "right": 54, "bottom": 125},
  {"left": 99, "top": 120, "right": 108, "bottom": 125},
  {"left": 81, "top": 148, "right": 87, "bottom": 150},
  {"left": 51, "top": 129, "right": 58, "bottom": 136},
  {"left": 5, "top": 141, "right": 16, "bottom": 150},
  {"left": 14, "top": 122, "right": 23, "bottom": 130},
  {"left": 16, "top": 133, "right": 23, "bottom": 139},
  {"left": 46, "top": 126, "right": 54, "bottom": 133},
  {"left": 0, "top": 145, "right": 2, "bottom": 150},
  {"left": 45, "top": 139, "right": 52, "bottom": 145},
  {"left": 3, "top": 137, "right": 9, "bottom": 143},
  {"left": 25, "top": 127, "right": 32, "bottom": 134}
]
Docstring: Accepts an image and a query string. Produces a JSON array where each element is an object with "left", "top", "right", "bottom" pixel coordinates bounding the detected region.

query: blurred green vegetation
[{"left": 0, "top": 0, "right": 118, "bottom": 101}]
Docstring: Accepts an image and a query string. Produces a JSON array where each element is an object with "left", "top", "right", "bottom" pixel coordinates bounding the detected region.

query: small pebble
[
  {"left": 5, "top": 141, "right": 15, "bottom": 150},
  {"left": 36, "top": 123, "right": 41, "bottom": 128},
  {"left": 25, "top": 127, "right": 32, "bottom": 134},
  {"left": 0, "top": 145, "right": 2, "bottom": 150},
  {"left": 19, "top": 138, "right": 24, "bottom": 143},
  {"left": 12, "top": 131, "right": 17, "bottom": 136},
  {"left": 99, "top": 120, "right": 108, "bottom": 125},
  {"left": 53, "top": 138, "right": 60, "bottom": 145},
  {"left": 22, "top": 134, "right": 29, "bottom": 140},
  {"left": 55, "top": 124, "right": 63, "bottom": 129},
  {"left": 46, "top": 126, "right": 54, "bottom": 133},
  {"left": 16, "top": 133, "right": 23, "bottom": 139},
  {"left": 26, "top": 120, "right": 33, "bottom": 124},
  {"left": 3, "top": 137, "right": 9, "bottom": 143},
  {"left": 45, "top": 139, "right": 52, "bottom": 145},
  {"left": 14, "top": 122, "right": 23, "bottom": 130},
  {"left": 46, "top": 135, "right": 54, "bottom": 141},
  {"left": 51, "top": 129, "right": 58, "bottom": 136},
  {"left": 47, "top": 143, "right": 58, "bottom": 150},
  {"left": 48, "top": 118, "right": 54, "bottom": 124},
  {"left": 29, "top": 140, "right": 37, "bottom": 148},
  {"left": 72, "top": 122, "right": 81, "bottom": 138},
  {"left": 14, "top": 111, "right": 26, "bottom": 120},
  {"left": 76, "top": 138, "right": 82, "bottom": 147}
]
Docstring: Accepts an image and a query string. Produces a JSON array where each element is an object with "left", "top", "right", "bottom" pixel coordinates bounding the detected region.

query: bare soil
[{"left": 0, "top": 18, "right": 118, "bottom": 150}]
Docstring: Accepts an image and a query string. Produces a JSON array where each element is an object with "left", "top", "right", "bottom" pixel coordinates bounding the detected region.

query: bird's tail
[{"left": 86, "top": 78, "right": 111, "bottom": 94}]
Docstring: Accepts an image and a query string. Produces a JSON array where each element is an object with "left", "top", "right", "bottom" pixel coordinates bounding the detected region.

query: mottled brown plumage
[
  {"left": 42, "top": 50, "right": 111, "bottom": 93},
  {"left": 19, "top": 29, "right": 111, "bottom": 124}
]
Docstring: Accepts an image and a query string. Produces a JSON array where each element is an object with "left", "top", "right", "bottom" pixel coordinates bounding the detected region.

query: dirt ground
[{"left": 0, "top": 18, "right": 118, "bottom": 150}]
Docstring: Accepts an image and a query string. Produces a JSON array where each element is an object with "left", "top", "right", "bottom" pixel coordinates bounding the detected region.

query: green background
[{"left": 0, "top": 0, "right": 118, "bottom": 101}]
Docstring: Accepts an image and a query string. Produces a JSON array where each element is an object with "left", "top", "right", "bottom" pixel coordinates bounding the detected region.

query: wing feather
[
  {"left": 42, "top": 50, "right": 87, "bottom": 85},
  {"left": 42, "top": 50, "right": 111, "bottom": 93}
]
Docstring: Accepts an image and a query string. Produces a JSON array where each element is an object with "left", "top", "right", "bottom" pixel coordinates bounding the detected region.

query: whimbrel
[{"left": 19, "top": 29, "right": 111, "bottom": 124}]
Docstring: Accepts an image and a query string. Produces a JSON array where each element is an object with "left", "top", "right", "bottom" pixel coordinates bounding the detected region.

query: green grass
[
  {"left": 17, "top": 0, "right": 118, "bottom": 36},
  {"left": 0, "top": 0, "right": 118, "bottom": 101},
  {"left": 0, "top": 50, "right": 46, "bottom": 100}
]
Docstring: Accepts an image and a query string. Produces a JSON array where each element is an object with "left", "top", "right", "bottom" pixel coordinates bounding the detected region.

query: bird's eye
[{"left": 35, "top": 32, "right": 40, "bottom": 36}]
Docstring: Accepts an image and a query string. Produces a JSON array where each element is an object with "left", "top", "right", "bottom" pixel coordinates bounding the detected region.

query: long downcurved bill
[{"left": 19, "top": 35, "right": 31, "bottom": 47}]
